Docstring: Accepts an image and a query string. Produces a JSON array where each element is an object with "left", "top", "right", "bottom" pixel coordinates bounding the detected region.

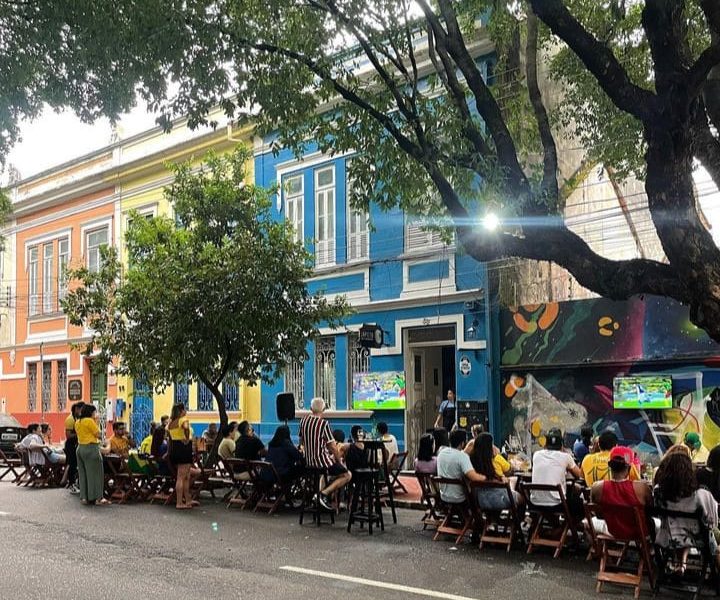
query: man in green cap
[{"left": 684, "top": 431, "right": 709, "bottom": 464}]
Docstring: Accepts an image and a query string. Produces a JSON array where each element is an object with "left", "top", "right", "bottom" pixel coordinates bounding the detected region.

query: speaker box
[{"left": 276, "top": 392, "right": 296, "bottom": 421}]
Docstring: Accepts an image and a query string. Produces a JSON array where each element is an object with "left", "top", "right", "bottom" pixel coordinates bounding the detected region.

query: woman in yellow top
[
  {"left": 75, "top": 404, "right": 110, "bottom": 505},
  {"left": 167, "top": 403, "right": 200, "bottom": 509}
]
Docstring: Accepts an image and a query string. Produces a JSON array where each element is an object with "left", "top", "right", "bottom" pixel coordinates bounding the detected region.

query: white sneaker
[{"left": 68, "top": 485, "right": 80, "bottom": 495}]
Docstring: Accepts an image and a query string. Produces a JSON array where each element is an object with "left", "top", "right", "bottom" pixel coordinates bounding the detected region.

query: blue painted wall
[{"left": 253, "top": 142, "right": 494, "bottom": 448}]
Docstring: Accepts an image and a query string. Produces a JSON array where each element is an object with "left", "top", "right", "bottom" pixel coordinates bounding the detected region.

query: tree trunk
[
  {"left": 644, "top": 106, "right": 720, "bottom": 341},
  {"left": 198, "top": 374, "right": 229, "bottom": 467}
]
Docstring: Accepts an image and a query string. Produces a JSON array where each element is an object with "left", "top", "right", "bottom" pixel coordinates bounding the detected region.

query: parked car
[{"left": 0, "top": 414, "right": 26, "bottom": 454}]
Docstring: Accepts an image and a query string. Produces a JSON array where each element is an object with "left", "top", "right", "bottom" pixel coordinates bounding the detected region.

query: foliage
[
  {"left": 62, "top": 147, "right": 350, "bottom": 422},
  {"left": 7, "top": 1, "right": 720, "bottom": 337}
]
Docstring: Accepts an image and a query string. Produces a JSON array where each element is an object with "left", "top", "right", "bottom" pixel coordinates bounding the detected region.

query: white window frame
[
  {"left": 57, "top": 238, "right": 69, "bottom": 304},
  {"left": 346, "top": 171, "right": 369, "bottom": 262},
  {"left": 315, "top": 166, "right": 336, "bottom": 267},
  {"left": 28, "top": 246, "right": 39, "bottom": 316},
  {"left": 405, "top": 214, "right": 446, "bottom": 254},
  {"left": 42, "top": 243, "right": 54, "bottom": 313},
  {"left": 86, "top": 226, "right": 109, "bottom": 273},
  {"left": 283, "top": 174, "right": 304, "bottom": 245}
]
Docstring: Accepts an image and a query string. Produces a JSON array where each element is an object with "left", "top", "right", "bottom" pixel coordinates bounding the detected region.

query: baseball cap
[
  {"left": 608, "top": 446, "right": 634, "bottom": 467},
  {"left": 684, "top": 431, "right": 701, "bottom": 450},
  {"left": 545, "top": 428, "right": 563, "bottom": 450}
]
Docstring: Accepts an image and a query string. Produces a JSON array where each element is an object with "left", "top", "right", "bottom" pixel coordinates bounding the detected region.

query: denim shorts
[{"left": 476, "top": 487, "right": 519, "bottom": 511}]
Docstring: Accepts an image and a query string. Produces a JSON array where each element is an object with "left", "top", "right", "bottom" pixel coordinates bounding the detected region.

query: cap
[
  {"left": 684, "top": 431, "right": 701, "bottom": 450},
  {"left": 609, "top": 446, "right": 634, "bottom": 466},
  {"left": 545, "top": 428, "right": 563, "bottom": 449}
]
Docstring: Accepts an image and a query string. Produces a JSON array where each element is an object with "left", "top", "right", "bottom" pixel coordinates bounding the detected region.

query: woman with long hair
[
  {"left": 265, "top": 425, "right": 303, "bottom": 484},
  {"left": 150, "top": 426, "right": 170, "bottom": 476},
  {"left": 414, "top": 433, "right": 437, "bottom": 474},
  {"left": 432, "top": 427, "right": 449, "bottom": 456},
  {"left": 75, "top": 403, "right": 110, "bottom": 506},
  {"left": 654, "top": 452, "right": 720, "bottom": 572},
  {"left": 470, "top": 433, "right": 523, "bottom": 510},
  {"left": 167, "top": 403, "right": 200, "bottom": 509}
]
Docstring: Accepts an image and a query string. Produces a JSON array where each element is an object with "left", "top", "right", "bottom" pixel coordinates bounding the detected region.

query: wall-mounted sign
[
  {"left": 459, "top": 355, "right": 472, "bottom": 377},
  {"left": 68, "top": 379, "right": 83, "bottom": 401},
  {"left": 359, "top": 324, "right": 384, "bottom": 348}
]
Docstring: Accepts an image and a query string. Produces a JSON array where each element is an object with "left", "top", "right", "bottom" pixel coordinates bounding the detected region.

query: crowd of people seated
[{"left": 413, "top": 422, "right": 720, "bottom": 573}]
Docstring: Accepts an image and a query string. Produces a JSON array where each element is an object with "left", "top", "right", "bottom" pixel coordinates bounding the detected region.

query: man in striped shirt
[{"left": 299, "top": 397, "right": 352, "bottom": 510}]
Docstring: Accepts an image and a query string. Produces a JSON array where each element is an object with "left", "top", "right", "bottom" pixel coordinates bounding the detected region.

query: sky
[{"left": 5, "top": 105, "right": 159, "bottom": 180}]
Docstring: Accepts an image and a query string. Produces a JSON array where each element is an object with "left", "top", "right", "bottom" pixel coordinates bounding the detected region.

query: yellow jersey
[
  {"left": 64, "top": 414, "right": 75, "bottom": 432},
  {"left": 581, "top": 450, "right": 640, "bottom": 486},
  {"left": 493, "top": 454, "right": 512, "bottom": 478},
  {"left": 139, "top": 435, "right": 153, "bottom": 454},
  {"left": 75, "top": 418, "right": 100, "bottom": 445},
  {"left": 168, "top": 416, "right": 190, "bottom": 441}
]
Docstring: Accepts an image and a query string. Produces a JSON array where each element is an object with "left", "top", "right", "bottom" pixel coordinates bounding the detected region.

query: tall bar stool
[
  {"left": 299, "top": 466, "right": 335, "bottom": 527},
  {"left": 347, "top": 467, "right": 384, "bottom": 534}
]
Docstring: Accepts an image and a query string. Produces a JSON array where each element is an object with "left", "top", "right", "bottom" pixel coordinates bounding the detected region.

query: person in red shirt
[{"left": 590, "top": 446, "right": 653, "bottom": 538}]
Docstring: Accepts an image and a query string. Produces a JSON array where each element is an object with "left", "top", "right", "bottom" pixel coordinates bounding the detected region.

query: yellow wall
[{"left": 115, "top": 127, "right": 261, "bottom": 427}]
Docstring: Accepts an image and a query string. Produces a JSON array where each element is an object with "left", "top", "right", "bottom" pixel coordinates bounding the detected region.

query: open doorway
[{"left": 404, "top": 325, "right": 456, "bottom": 459}]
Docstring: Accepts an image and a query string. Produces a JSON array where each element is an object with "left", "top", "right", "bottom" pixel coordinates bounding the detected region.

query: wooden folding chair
[
  {"left": 0, "top": 448, "right": 22, "bottom": 482},
  {"left": 416, "top": 472, "right": 443, "bottom": 530},
  {"left": 652, "top": 505, "right": 720, "bottom": 600},
  {"left": 249, "top": 460, "right": 290, "bottom": 515},
  {"left": 382, "top": 451, "right": 409, "bottom": 495},
  {"left": 432, "top": 476, "right": 474, "bottom": 544},
  {"left": 146, "top": 457, "right": 176, "bottom": 505},
  {"left": 585, "top": 503, "right": 655, "bottom": 599},
  {"left": 521, "top": 482, "right": 579, "bottom": 558},
  {"left": 225, "top": 458, "right": 254, "bottom": 509},
  {"left": 467, "top": 480, "right": 526, "bottom": 552},
  {"left": 105, "top": 455, "right": 145, "bottom": 504}
]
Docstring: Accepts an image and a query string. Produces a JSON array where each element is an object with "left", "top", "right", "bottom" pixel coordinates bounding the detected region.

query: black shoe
[{"left": 318, "top": 493, "right": 333, "bottom": 511}]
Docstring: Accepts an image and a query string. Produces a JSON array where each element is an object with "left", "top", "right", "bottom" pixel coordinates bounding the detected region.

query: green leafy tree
[
  {"left": 6, "top": 1, "right": 720, "bottom": 339},
  {"left": 62, "top": 147, "right": 349, "bottom": 435}
]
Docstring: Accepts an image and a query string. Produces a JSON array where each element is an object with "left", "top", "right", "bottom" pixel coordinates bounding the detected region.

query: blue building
[{"left": 254, "top": 144, "right": 495, "bottom": 455}]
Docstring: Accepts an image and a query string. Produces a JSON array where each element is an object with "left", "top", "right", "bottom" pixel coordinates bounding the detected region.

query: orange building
[{"left": 0, "top": 152, "right": 119, "bottom": 435}]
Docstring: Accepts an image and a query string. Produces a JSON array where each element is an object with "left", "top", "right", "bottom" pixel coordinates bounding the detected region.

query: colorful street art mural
[{"left": 499, "top": 296, "right": 720, "bottom": 463}]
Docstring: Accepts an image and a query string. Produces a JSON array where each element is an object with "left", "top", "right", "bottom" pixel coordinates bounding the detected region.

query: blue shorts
[{"left": 476, "top": 487, "right": 521, "bottom": 511}]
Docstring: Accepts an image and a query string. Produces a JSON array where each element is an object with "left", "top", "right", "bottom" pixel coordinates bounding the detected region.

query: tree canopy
[
  {"left": 62, "top": 148, "right": 349, "bottom": 426},
  {"left": 6, "top": 1, "right": 720, "bottom": 338}
]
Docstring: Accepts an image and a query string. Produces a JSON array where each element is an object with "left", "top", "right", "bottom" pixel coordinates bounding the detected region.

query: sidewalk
[{"left": 390, "top": 472, "right": 422, "bottom": 509}]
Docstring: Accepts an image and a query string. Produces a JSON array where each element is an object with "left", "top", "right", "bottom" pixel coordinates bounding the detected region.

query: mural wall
[{"left": 499, "top": 296, "right": 720, "bottom": 463}]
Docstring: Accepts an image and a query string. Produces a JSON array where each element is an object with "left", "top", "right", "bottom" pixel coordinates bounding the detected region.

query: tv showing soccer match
[
  {"left": 352, "top": 371, "right": 406, "bottom": 410},
  {"left": 613, "top": 375, "right": 673, "bottom": 410}
]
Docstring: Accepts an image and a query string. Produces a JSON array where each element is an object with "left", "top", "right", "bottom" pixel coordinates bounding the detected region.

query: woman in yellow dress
[{"left": 75, "top": 404, "right": 111, "bottom": 505}]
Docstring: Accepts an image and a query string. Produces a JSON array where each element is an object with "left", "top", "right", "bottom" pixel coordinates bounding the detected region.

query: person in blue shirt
[
  {"left": 434, "top": 389, "right": 457, "bottom": 431},
  {"left": 573, "top": 426, "right": 594, "bottom": 464}
]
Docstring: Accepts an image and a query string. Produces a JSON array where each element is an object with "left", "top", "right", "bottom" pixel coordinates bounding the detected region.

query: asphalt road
[{"left": 0, "top": 482, "right": 680, "bottom": 599}]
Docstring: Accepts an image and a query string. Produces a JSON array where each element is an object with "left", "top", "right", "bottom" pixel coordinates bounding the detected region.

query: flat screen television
[
  {"left": 613, "top": 375, "right": 673, "bottom": 409},
  {"left": 352, "top": 371, "right": 406, "bottom": 410}
]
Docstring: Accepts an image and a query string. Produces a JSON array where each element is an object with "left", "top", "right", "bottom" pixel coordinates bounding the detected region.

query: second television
[{"left": 613, "top": 375, "right": 673, "bottom": 410}]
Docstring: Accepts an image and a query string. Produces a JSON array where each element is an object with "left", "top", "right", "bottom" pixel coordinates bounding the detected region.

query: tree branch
[
  {"left": 419, "top": 0, "right": 532, "bottom": 202},
  {"left": 689, "top": 43, "right": 720, "bottom": 98},
  {"left": 528, "top": 0, "right": 658, "bottom": 121},
  {"left": 701, "top": 0, "right": 720, "bottom": 36},
  {"left": 526, "top": 10, "right": 559, "bottom": 203},
  {"left": 693, "top": 100, "right": 720, "bottom": 191},
  {"left": 424, "top": 17, "right": 493, "bottom": 163}
]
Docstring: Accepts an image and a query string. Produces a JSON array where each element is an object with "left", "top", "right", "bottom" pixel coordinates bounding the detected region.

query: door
[
  {"left": 90, "top": 367, "right": 108, "bottom": 439},
  {"left": 406, "top": 350, "right": 425, "bottom": 461},
  {"left": 131, "top": 378, "right": 154, "bottom": 443}
]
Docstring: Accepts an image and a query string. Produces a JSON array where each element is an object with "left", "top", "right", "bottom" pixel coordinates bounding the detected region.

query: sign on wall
[
  {"left": 459, "top": 356, "right": 472, "bottom": 377},
  {"left": 68, "top": 379, "right": 83, "bottom": 401}
]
